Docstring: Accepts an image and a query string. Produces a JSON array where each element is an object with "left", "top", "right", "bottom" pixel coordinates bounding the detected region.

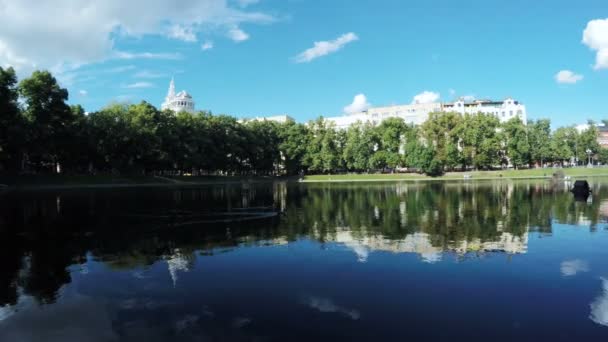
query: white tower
[
  {"left": 161, "top": 78, "right": 195, "bottom": 113},
  {"left": 167, "top": 77, "right": 175, "bottom": 98}
]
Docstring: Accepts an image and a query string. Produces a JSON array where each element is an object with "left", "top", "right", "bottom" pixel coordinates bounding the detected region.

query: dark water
[{"left": 1, "top": 180, "right": 608, "bottom": 341}]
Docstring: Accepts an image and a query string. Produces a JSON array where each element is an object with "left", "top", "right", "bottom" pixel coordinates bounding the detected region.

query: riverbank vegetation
[{"left": 1, "top": 67, "right": 606, "bottom": 179}]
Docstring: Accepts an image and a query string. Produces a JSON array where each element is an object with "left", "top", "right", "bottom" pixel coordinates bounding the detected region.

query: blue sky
[{"left": 1, "top": 0, "right": 606, "bottom": 127}]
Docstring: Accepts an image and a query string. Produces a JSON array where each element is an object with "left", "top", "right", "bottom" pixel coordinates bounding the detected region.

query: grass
[
  {"left": 302, "top": 167, "right": 608, "bottom": 182},
  {"left": 0, "top": 173, "right": 291, "bottom": 189},
  {"left": 2, "top": 167, "right": 607, "bottom": 188}
]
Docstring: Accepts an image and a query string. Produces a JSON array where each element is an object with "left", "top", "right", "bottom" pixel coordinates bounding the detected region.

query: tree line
[{"left": 0, "top": 67, "right": 605, "bottom": 176}]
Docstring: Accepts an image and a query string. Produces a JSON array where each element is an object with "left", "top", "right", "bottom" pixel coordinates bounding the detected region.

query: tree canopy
[{"left": 0, "top": 69, "right": 605, "bottom": 176}]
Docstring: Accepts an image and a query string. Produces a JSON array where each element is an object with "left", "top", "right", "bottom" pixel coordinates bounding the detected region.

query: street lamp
[{"left": 586, "top": 149, "right": 593, "bottom": 167}]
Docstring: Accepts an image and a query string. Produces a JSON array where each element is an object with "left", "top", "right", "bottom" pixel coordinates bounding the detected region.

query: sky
[{"left": 0, "top": 0, "right": 607, "bottom": 127}]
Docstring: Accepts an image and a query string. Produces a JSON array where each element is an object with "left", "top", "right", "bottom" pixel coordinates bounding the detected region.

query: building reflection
[{"left": 0, "top": 180, "right": 607, "bottom": 311}]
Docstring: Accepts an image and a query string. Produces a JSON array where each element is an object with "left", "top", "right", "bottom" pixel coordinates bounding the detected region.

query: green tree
[
  {"left": 455, "top": 113, "right": 501, "bottom": 170},
  {"left": 278, "top": 120, "right": 310, "bottom": 175},
  {"left": 577, "top": 125, "right": 600, "bottom": 165},
  {"left": 550, "top": 126, "right": 577, "bottom": 166},
  {"left": 0, "top": 67, "right": 23, "bottom": 171},
  {"left": 528, "top": 119, "right": 552, "bottom": 167},
  {"left": 502, "top": 117, "right": 530, "bottom": 168},
  {"left": 421, "top": 112, "right": 462, "bottom": 170},
  {"left": 19, "top": 70, "right": 74, "bottom": 172}
]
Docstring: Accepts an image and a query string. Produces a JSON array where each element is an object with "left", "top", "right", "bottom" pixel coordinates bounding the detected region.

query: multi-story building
[
  {"left": 442, "top": 97, "right": 527, "bottom": 123},
  {"left": 325, "top": 102, "right": 442, "bottom": 129},
  {"left": 324, "top": 97, "right": 527, "bottom": 129}
]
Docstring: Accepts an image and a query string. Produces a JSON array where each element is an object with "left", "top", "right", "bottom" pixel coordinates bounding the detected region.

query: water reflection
[
  {"left": 561, "top": 259, "right": 590, "bottom": 277},
  {"left": 306, "top": 296, "right": 361, "bottom": 320},
  {"left": 0, "top": 180, "right": 608, "bottom": 339},
  {"left": 591, "top": 278, "right": 608, "bottom": 327}
]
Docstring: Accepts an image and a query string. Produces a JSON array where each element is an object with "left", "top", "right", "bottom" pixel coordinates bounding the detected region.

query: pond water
[{"left": 1, "top": 180, "right": 608, "bottom": 341}]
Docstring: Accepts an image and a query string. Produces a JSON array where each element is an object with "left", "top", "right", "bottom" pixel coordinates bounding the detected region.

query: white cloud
[
  {"left": 227, "top": 27, "right": 249, "bottom": 42},
  {"left": 344, "top": 93, "right": 371, "bottom": 114},
  {"left": 462, "top": 95, "right": 476, "bottom": 102},
  {"left": 448, "top": 88, "right": 456, "bottom": 97},
  {"left": 106, "top": 65, "right": 136, "bottom": 73},
  {"left": 590, "top": 277, "right": 608, "bottom": 327},
  {"left": 133, "top": 70, "right": 166, "bottom": 78},
  {"left": 0, "top": 0, "right": 275, "bottom": 75},
  {"left": 294, "top": 32, "right": 359, "bottom": 63},
  {"left": 201, "top": 41, "right": 214, "bottom": 50},
  {"left": 412, "top": 91, "right": 440, "bottom": 104},
  {"left": 560, "top": 259, "right": 589, "bottom": 276},
  {"left": 555, "top": 70, "right": 584, "bottom": 84},
  {"left": 167, "top": 24, "right": 197, "bottom": 42},
  {"left": 78, "top": 90, "right": 88, "bottom": 96},
  {"left": 124, "top": 82, "right": 154, "bottom": 89},
  {"left": 113, "top": 51, "right": 182, "bottom": 60},
  {"left": 582, "top": 18, "right": 608, "bottom": 70}
]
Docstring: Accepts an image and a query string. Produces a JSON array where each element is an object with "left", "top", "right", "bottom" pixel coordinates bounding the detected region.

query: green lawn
[
  {"left": 0, "top": 174, "right": 289, "bottom": 188},
  {"left": 303, "top": 167, "right": 608, "bottom": 182}
]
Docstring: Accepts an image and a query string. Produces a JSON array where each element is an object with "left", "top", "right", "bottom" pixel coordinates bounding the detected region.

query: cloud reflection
[
  {"left": 590, "top": 277, "right": 608, "bottom": 327},
  {"left": 560, "top": 259, "right": 589, "bottom": 277},
  {"left": 306, "top": 296, "right": 360, "bottom": 320}
]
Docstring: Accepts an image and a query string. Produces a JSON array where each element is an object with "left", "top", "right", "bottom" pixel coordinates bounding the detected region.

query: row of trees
[{"left": 0, "top": 67, "right": 605, "bottom": 176}]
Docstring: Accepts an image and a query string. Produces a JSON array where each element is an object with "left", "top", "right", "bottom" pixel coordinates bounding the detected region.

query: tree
[
  {"left": 19, "top": 70, "right": 73, "bottom": 172},
  {"left": 577, "top": 125, "right": 600, "bottom": 165},
  {"left": 0, "top": 67, "right": 23, "bottom": 171},
  {"left": 550, "top": 126, "right": 577, "bottom": 166},
  {"left": 304, "top": 118, "right": 341, "bottom": 173},
  {"left": 455, "top": 113, "right": 501, "bottom": 170},
  {"left": 343, "top": 122, "right": 376, "bottom": 171},
  {"left": 528, "top": 119, "right": 551, "bottom": 167},
  {"left": 278, "top": 120, "right": 309, "bottom": 175},
  {"left": 421, "top": 112, "right": 462, "bottom": 170},
  {"left": 502, "top": 117, "right": 530, "bottom": 168}
]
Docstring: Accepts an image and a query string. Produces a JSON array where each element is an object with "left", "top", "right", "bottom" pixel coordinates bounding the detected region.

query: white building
[
  {"left": 324, "top": 97, "right": 527, "bottom": 129},
  {"left": 239, "top": 114, "right": 295, "bottom": 124},
  {"left": 325, "top": 102, "right": 442, "bottom": 130},
  {"left": 442, "top": 97, "right": 527, "bottom": 123},
  {"left": 161, "top": 78, "right": 196, "bottom": 113}
]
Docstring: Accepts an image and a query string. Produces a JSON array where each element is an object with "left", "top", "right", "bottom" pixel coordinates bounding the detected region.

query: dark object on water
[
  {"left": 571, "top": 180, "right": 591, "bottom": 193},
  {"left": 571, "top": 180, "right": 592, "bottom": 202}
]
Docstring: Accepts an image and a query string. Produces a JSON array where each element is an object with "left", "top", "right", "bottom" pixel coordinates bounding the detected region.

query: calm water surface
[{"left": 1, "top": 180, "right": 608, "bottom": 341}]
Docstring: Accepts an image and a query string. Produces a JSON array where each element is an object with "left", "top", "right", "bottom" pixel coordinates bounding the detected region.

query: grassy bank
[
  {"left": 302, "top": 167, "right": 608, "bottom": 182},
  {"left": 0, "top": 174, "right": 292, "bottom": 189}
]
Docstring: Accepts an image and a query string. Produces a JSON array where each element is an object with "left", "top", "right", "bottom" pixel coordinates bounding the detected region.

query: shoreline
[
  {"left": 299, "top": 175, "right": 608, "bottom": 183},
  {"left": 2, "top": 174, "right": 608, "bottom": 191}
]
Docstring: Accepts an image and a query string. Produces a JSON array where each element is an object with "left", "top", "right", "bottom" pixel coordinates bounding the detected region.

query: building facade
[
  {"left": 161, "top": 78, "right": 196, "bottom": 113},
  {"left": 325, "top": 102, "right": 442, "bottom": 130},
  {"left": 324, "top": 97, "right": 527, "bottom": 129},
  {"left": 442, "top": 97, "right": 527, "bottom": 123},
  {"left": 239, "top": 115, "right": 295, "bottom": 124}
]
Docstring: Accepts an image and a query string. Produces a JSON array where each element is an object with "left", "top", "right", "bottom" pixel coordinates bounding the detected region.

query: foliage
[{"left": 2, "top": 68, "right": 608, "bottom": 177}]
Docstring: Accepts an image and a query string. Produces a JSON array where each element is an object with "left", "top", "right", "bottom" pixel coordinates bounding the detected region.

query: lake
[{"left": 1, "top": 180, "right": 608, "bottom": 341}]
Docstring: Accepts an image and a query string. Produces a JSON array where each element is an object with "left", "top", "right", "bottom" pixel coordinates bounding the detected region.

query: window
[{"left": 509, "top": 110, "right": 513, "bottom": 116}]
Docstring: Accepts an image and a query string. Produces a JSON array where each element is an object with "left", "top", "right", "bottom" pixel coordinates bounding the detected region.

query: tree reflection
[{"left": 0, "top": 180, "right": 607, "bottom": 307}]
